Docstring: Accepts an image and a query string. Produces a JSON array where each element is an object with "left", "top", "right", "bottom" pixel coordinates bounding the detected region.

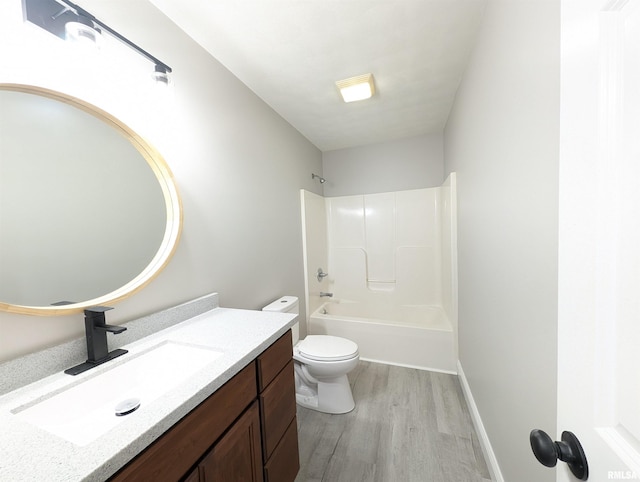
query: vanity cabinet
[{"left": 109, "top": 331, "right": 298, "bottom": 482}]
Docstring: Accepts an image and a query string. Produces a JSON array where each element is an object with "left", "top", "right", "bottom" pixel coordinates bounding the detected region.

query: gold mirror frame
[{"left": 0, "top": 84, "right": 183, "bottom": 316}]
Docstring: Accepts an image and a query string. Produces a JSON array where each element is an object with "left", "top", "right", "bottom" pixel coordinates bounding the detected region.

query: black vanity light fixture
[{"left": 22, "top": 0, "right": 173, "bottom": 84}]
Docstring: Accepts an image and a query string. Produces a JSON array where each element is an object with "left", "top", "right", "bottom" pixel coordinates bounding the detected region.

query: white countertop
[{"left": 0, "top": 307, "right": 297, "bottom": 481}]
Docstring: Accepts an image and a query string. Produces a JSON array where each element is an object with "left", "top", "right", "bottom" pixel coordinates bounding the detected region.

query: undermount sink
[{"left": 11, "top": 341, "right": 224, "bottom": 446}]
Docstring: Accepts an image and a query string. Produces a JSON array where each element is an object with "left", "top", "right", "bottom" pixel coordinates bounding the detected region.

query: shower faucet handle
[{"left": 317, "top": 268, "right": 329, "bottom": 282}]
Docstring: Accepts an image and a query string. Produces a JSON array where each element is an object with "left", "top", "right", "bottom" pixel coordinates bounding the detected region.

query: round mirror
[{"left": 0, "top": 84, "right": 182, "bottom": 315}]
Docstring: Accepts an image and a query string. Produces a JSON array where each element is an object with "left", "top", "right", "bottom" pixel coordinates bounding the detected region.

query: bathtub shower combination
[
  {"left": 309, "top": 301, "right": 454, "bottom": 372},
  {"left": 301, "top": 174, "right": 458, "bottom": 373}
]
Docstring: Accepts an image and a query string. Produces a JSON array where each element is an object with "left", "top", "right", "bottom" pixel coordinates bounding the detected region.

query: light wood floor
[{"left": 295, "top": 361, "right": 492, "bottom": 482}]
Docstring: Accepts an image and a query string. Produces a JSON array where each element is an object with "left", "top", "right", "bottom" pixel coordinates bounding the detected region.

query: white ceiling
[{"left": 150, "top": 0, "right": 486, "bottom": 152}]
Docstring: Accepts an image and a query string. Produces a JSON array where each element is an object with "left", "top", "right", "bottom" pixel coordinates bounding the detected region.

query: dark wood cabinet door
[
  {"left": 199, "top": 401, "right": 263, "bottom": 482},
  {"left": 183, "top": 467, "right": 200, "bottom": 482}
]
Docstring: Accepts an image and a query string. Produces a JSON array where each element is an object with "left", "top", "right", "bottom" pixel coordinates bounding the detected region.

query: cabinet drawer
[
  {"left": 109, "top": 363, "right": 257, "bottom": 482},
  {"left": 256, "top": 330, "right": 292, "bottom": 391},
  {"left": 259, "top": 359, "right": 296, "bottom": 459},
  {"left": 263, "top": 417, "right": 299, "bottom": 482}
]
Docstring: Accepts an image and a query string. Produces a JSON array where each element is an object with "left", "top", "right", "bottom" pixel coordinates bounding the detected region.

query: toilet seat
[{"left": 297, "top": 335, "right": 359, "bottom": 362}]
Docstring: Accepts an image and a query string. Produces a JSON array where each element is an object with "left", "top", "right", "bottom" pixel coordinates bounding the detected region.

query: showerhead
[{"left": 312, "top": 173, "right": 326, "bottom": 184}]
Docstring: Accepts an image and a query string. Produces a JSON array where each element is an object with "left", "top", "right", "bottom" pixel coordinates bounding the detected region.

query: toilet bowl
[
  {"left": 262, "top": 296, "right": 360, "bottom": 414},
  {"left": 293, "top": 335, "right": 359, "bottom": 413}
]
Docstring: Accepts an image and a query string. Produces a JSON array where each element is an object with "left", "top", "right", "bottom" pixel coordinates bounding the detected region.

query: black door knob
[{"left": 530, "top": 429, "right": 588, "bottom": 480}]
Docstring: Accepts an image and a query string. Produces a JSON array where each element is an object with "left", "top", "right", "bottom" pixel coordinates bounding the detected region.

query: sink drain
[{"left": 115, "top": 398, "right": 141, "bottom": 417}]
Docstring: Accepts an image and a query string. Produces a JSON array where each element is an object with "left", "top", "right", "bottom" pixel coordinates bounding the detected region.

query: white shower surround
[{"left": 300, "top": 173, "right": 458, "bottom": 372}]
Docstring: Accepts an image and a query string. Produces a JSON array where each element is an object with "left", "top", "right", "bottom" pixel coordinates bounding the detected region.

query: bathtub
[{"left": 308, "top": 301, "right": 456, "bottom": 373}]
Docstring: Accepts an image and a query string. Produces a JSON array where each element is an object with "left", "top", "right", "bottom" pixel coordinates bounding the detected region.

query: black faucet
[{"left": 64, "top": 306, "right": 128, "bottom": 376}]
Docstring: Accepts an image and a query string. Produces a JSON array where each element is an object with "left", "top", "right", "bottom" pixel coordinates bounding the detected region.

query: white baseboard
[
  {"left": 457, "top": 360, "right": 504, "bottom": 482},
  {"left": 359, "top": 356, "right": 457, "bottom": 375}
]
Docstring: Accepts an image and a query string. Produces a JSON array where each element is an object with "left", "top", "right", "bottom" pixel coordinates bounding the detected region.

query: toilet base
[
  {"left": 295, "top": 373, "right": 355, "bottom": 414},
  {"left": 296, "top": 392, "right": 319, "bottom": 410}
]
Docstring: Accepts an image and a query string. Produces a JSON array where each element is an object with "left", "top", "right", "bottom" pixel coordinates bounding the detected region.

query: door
[
  {"left": 199, "top": 401, "right": 264, "bottom": 482},
  {"left": 558, "top": 0, "right": 640, "bottom": 480}
]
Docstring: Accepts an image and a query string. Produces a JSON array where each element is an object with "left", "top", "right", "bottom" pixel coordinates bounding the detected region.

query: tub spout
[{"left": 320, "top": 292, "right": 333, "bottom": 298}]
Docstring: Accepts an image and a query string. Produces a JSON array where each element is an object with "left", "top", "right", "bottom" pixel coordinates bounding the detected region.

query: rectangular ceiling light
[{"left": 336, "top": 73, "right": 375, "bottom": 103}]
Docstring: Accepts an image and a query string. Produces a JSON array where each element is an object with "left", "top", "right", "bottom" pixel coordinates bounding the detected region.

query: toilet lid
[{"left": 297, "top": 335, "right": 359, "bottom": 361}]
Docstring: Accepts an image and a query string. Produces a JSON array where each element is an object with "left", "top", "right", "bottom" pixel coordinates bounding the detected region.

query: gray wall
[
  {"left": 0, "top": 1, "right": 322, "bottom": 362},
  {"left": 443, "top": 1, "right": 559, "bottom": 481},
  {"left": 322, "top": 133, "right": 443, "bottom": 196}
]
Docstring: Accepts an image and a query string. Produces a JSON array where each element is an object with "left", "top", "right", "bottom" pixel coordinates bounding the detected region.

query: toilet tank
[{"left": 262, "top": 296, "right": 299, "bottom": 344}]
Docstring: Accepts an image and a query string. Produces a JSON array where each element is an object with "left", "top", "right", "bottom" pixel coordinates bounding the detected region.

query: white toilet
[{"left": 263, "top": 296, "right": 359, "bottom": 414}]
